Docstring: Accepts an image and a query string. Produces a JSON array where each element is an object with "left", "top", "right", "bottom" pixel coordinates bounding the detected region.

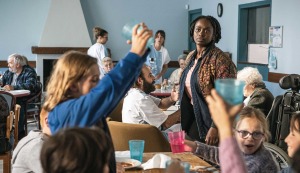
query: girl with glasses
[{"left": 185, "top": 106, "right": 278, "bottom": 173}]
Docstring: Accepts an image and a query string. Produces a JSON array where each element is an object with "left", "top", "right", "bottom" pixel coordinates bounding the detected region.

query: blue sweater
[
  {"left": 48, "top": 51, "right": 148, "bottom": 173},
  {"left": 48, "top": 52, "right": 146, "bottom": 132}
]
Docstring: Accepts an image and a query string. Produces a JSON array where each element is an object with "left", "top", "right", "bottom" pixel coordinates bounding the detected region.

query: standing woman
[
  {"left": 88, "top": 27, "right": 109, "bottom": 79},
  {"left": 179, "top": 15, "right": 236, "bottom": 145},
  {"left": 147, "top": 30, "right": 171, "bottom": 84}
]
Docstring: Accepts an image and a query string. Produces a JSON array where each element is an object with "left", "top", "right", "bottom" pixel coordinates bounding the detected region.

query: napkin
[
  {"left": 141, "top": 153, "right": 171, "bottom": 169},
  {"left": 115, "top": 151, "right": 130, "bottom": 159}
]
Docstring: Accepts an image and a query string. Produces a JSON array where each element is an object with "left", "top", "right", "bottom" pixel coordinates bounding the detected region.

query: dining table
[
  {"left": 150, "top": 89, "right": 171, "bottom": 98},
  {"left": 124, "top": 152, "right": 216, "bottom": 173},
  {"left": 8, "top": 90, "right": 31, "bottom": 98}
]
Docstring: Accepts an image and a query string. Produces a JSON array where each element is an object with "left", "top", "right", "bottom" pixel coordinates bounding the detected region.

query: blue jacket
[{"left": 48, "top": 51, "right": 148, "bottom": 173}]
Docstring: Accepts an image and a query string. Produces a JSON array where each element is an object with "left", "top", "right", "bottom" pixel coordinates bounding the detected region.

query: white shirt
[
  {"left": 122, "top": 88, "right": 168, "bottom": 128},
  {"left": 146, "top": 45, "right": 171, "bottom": 83},
  {"left": 87, "top": 43, "right": 108, "bottom": 78}
]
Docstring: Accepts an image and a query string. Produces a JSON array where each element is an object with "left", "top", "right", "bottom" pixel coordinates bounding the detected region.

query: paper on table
[
  {"left": 141, "top": 153, "right": 171, "bottom": 170},
  {"left": 115, "top": 151, "right": 130, "bottom": 159}
]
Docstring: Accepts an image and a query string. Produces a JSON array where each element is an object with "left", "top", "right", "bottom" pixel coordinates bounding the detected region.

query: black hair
[{"left": 189, "top": 15, "right": 222, "bottom": 43}]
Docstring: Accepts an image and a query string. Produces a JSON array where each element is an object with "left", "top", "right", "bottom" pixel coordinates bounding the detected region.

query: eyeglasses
[{"left": 236, "top": 130, "right": 264, "bottom": 140}]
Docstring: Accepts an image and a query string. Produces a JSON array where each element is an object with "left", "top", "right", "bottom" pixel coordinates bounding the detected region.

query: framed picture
[{"left": 269, "top": 26, "right": 283, "bottom": 48}]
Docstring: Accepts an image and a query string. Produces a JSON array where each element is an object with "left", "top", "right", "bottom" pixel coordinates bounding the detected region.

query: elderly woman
[
  {"left": 237, "top": 67, "right": 274, "bottom": 116},
  {"left": 168, "top": 54, "right": 187, "bottom": 84}
]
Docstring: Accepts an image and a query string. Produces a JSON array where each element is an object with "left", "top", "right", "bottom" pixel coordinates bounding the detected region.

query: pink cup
[{"left": 168, "top": 131, "right": 185, "bottom": 153}]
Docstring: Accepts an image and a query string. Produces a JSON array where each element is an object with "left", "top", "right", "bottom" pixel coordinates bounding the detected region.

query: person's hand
[
  {"left": 206, "top": 89, "right": 243, "bottom": 141},
  {"left": 205, "top": 127, "right": 218, "bottom": 145},
  {"left": 129, "top": 23, "right": 153, "bottom": 57},
  {"left": 155, "top": 73, "right": 163, "bottom": 80},
  {"left": 184, "top": 140, "right": 197, "bottom": 152},
  {"left": 3, "top": 85, "right": 14, "bottom": 91},
  {"left": 170, "top": 86, "right": 179, "bottom": 102}
]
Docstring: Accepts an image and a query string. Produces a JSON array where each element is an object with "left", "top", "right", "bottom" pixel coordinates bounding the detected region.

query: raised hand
[{"left": 129, "top": 23, "right": 153, "bottom": 57}]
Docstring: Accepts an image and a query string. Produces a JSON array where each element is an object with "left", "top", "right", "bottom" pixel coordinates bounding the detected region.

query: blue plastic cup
[
  {"left": 122, "top": 20, "right": 154, "bottom": 48},
  {"left": 129, "top": 140, "right": 145, "bottom": 162},
  {"left": 165, "top": 160, "right": 190, "bottom": 173},
  {"left": 215, "top": 78, "right": 245, "bottom": 105}
]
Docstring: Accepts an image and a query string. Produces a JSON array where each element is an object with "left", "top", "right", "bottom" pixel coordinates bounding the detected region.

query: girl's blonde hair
[
  {"left": 43, "top": 51, "right": 98, "bottom": 112},
  {"left": 234, "top": 106, "right": 271, "bottom": 142}
]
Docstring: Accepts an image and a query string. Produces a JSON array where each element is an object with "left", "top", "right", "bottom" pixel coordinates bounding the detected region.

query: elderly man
[
  {"left": 122, "top": 64, "right": 181, "bottom": 133},
  {"left": 1, "top": 54, "right": 39, "bottom": 139}
]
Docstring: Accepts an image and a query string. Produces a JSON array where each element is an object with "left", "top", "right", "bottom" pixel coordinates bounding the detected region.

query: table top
[
  {"left": 8, "top": 90, "right": 30, "bottom": 97},
  {"left": 150, "top": 89, "right": 171, "bottom": 98},
  {"left": 125, "top": 152, "right": 212, "bottom": 173}
]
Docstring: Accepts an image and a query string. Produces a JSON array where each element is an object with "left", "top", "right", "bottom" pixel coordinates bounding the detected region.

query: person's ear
[
  {"left": 137, "top": 77, "right": 143, "bottom": 86},
  {"left": 45, "top": 117, "right": 49, "bottom": 127}
]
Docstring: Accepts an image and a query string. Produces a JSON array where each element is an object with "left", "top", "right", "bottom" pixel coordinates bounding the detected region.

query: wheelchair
[{"left": 265, "top": 74, "right": 300, "bottom": 169}]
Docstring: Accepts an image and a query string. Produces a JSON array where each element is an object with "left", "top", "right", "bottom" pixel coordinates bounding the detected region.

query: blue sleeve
[{"left": 49, "top": 51, "right": 148, "bottom": 133}]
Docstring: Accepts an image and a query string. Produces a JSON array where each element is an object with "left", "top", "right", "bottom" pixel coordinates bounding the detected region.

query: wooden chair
[
  {"left": 0, "top": 104, "right": 21, "bottom": 173},
  {"left": 24, "top": 81, "right": 43, "bottom": 134},
  {"left": 107, "top": 121, "right": 171, "bottom": 152}
]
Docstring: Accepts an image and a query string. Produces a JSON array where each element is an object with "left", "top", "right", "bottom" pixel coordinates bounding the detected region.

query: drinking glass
[
  {"left": 168, "top": 131, "right": 185, "bottom": 153},
  {"left": 215, "top": 78, "right": 245, "bottom": 105},
  {"left": 129, "top": 140, "right": 145, "bottom": 162},
  {"left": 122, "top": 20, "right": 154, "bottom": 48},
  {"left": 165, "top": 160, "right": 190, "bottom": 173}
]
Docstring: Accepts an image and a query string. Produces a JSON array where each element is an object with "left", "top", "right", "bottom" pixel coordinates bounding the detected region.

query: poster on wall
[{"left": 269, "top": 26, "right": 283, "bottom": 48}]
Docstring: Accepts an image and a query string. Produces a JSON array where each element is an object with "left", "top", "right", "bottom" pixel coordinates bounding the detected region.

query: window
[{"left": 238, "top": 1, "right": 271, "bottom": 64}]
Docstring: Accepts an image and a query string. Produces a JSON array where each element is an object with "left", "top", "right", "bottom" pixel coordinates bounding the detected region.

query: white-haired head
[{"left": 237, "top": 67, "right": 263, "bottom": 87}]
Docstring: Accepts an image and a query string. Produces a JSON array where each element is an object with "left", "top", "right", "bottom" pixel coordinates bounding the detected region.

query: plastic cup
[
  {"left": 215, "top": 78, "right": 245, "bottom": 105},
  {"left": 165, "top": 160, "right": 190, "bottom": 173},
  {"left": 122, "top": 20, "right": 154, "bottom": 48},
  {"left": 168, "top": 131, "right": 185, "bottom": 153},
  {"left": 129, "top": 140, "right": 144, "bottom": 162}
]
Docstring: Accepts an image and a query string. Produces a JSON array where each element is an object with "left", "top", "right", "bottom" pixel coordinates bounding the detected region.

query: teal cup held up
[
  {"left": 122, "top": 20, "right": 154, "bottom": 48},
  {"left": 215, "top": 78, "right": 245, "bottom": 105}
]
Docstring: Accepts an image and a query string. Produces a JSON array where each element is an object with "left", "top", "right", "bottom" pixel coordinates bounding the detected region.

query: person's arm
[
  {"left": 206, "top": 89, "right": 247, "bottom": 173},
  {"left": 215, "top": 54, "right": 237, "bottom": 79},
  {"left": 219, "top": 137, "right": 247, "bottom": 173},
  {"left": 156, "top": 63, "right": 168, "bottom": 80},
  {"left": 49, "top": 23, "right": 153, "bottom": 132},
  {"left": 158, "top": 86, "right": 179, "bottom": 109},
  {"left": 162, "top": 109, "right": 180, "bottom": 129}
]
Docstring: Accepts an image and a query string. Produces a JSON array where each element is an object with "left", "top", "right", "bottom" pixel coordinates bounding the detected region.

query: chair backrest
[
  {"left": 28, "top": 81, "right": 43, "bottom": 103},
  {"left": 107, "top": 98, "right": 123, "bottom": 122},
  {"left": 107, "top": 121, "right": 171, "bottom": 152},
  {"left": 13, "top": 104, "right": 20, "bottom": 148},
  {"left": 0, "top": 91, "right": 16, "bottom": 112}
]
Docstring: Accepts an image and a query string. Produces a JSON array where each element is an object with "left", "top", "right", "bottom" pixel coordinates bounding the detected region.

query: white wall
[
  {"left": 270, "top": 0, "right": 300, "bottom": 74},
  {"left": 188, "top": 0, "right": 300, "bottom": 75},
  {"left": 81, "top": 0, "right": 189, "bottom": 61}
]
